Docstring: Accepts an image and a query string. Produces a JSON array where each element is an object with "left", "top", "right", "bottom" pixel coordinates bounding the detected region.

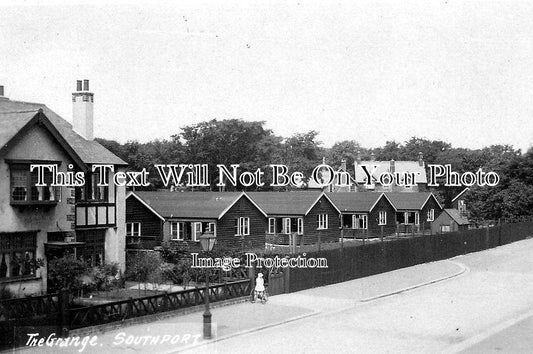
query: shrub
[
  {"left": 0, "top": 285, "right": 13, "bottom": 300},
  {"left": 47, "top": 255, "right": 88, "bottom": 294}
]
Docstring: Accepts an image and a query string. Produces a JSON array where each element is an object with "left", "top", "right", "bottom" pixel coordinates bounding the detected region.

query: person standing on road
[{"left": 252, "top": 273, "right": 265, "bottom": 302}]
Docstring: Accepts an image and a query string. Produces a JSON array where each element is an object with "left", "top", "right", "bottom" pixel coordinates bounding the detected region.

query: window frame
[
  {"left": 353, "top": 214, "right": 368, "bottom": 229},
  {"left": 126, "top": 222, "right": 141, "bottom": 237},
  {"left": 297, "top": 218, "right": 304, "bottom": 235},
  {"left": 192, "top": 222, "right": 203, "bottom": 242},
  {"left": 10, "top": 164, "right": 60, "bottom": 205},
  {"left": 427, "top": 209, "right": 435, "bottom": 222},
  {"left": 268, "top": 218, "right": 275, "bottom": 234},
  {"left": 282, "top": 218, "right": 291, "bottom": 234},
  {"left": 170, "top": 221, "right": 185, "bottom": 241},
  {"left": 235, "top": 217, "right": 250, "bottom": 236},
  {"left": 378, "top": 211, "right": 387, "bottom": 226},
  {"left": 0, "top": 233, "right": 37, "bottom": 280},
  {"left": 317, "top": 214, "right": 328, "bottom": 230}
]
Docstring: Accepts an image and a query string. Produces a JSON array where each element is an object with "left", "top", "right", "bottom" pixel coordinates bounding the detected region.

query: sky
[{"left": 1, "top": 0, "right": 532, "bottom": 152}]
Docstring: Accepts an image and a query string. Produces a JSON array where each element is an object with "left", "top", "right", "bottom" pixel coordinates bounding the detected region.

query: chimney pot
[
  {"left": 72, "top": 80, "right": 94, "bottom": 140},
  {"left": 356, "top": 150, "right": 361, "bottom": 164},
  {"left": 418, "top": 152, "right": 424, "bottom": 167},
  {"left": 370, "top": 152, "right": 375, "bottom": 161}
]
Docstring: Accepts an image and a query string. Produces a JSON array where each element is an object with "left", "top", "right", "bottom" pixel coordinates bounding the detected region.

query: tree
[
  {"left": 374, "top": 141, "right": 402, "bottom": 161},
  {"left": 327, "top": 140, "right": 369, "bottom": 173},
  {"left": 282, "top": 131, "right": 323, "bottom": 186},
  {"left": 179, "top": 119, "right": 282, "bottom": 190}
]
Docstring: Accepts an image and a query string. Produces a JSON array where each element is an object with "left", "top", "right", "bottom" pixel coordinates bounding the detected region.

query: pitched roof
[
  {"left": 128, "top": 191, "right": 266, "bottom": 219},
  {"left": 307, "top": 165, "right": 357, "bottom": 189},
  {"left": 0, "top": 98, "right": 126, "bottom": 166},
  {"left": 444, "top": 209, "right": 470, "bottom": 225},
  {"left": 354, "top": 161, "right": 427, "bottom": 184},
  {"left": 326, "top": 192, "right": 390, "bottom": 213},
  {"left": 385, "top": 192, "right": 442, "bottom": 210},
  {"left": 246, "top": 191, "right": 336, "bottom": 216}
]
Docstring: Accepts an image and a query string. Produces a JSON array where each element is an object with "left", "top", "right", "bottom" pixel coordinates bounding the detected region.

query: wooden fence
[
  {"left": 286, "top": 221, "right": 533, "bottom": 292},
  {"left": 67, "top": 279, "right": 251, "bottom": 329},
  {"left": 0, "top": 279, "right": 250, "bottom": 349}
]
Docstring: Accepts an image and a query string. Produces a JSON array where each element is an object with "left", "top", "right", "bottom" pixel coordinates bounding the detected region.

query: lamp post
[{"left": 199, "top": 232, "right": 217, "bottom": 339}]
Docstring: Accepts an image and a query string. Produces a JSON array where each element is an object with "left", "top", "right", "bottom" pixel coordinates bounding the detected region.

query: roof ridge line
[
  {"left": 8, "top": 99, "right": 46, "bottom": 105},
  {"left": 0, "top": 109, "right": 40, "bottom": 114}
]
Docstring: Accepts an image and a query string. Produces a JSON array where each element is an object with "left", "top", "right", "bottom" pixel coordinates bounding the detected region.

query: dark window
[
  {"left": 10, "top": 165, "right": 60, "bottom": 204},
  {"left": 76, "top": 229, "right": 105, "bottom": 267},
  {"left": 75, "top": 170, "right": 109, "bottom": 202},
  {"left": 0, "top": 232, "right": 37, "bottom": 279}
]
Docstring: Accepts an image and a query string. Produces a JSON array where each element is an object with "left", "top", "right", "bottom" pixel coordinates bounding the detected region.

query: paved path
[
  {"left": 184, "top": 237, "right": 533, "bottom": 354},
  {"left": 9, "top": 254, "right": 463, "bottom": 353},
  {"left": 12, "top": 237, "right": 533, "bottom": 353}
]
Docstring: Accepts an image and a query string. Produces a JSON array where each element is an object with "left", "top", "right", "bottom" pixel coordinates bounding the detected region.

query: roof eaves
[
  {"left": 242, "top": 192, "right": 268, "bottom": 218},
  {"left": 126, "top": 191, "right": 166, "bottom": 221},
  {"left": 36, "top": 110, "right": 88, "bottom": 171},
  {"left": 381, "top": 193, "right": 398, "bottom": 211},
  {"left": 217, "top": 192, "right": 244, "bottom": 219},
  {"left": 305, "top": 192, "right": 341, "bottom": 216},
  {"left": 368, "top": 193, "right": 383, "bottom": 212},
  {"left": 425, "top": 193, "right": 443, "bottom": 210}
]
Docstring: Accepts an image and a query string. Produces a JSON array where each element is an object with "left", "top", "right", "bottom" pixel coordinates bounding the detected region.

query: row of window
[
  {"left": 10, "top": 166, "right": 60, "bottom": 203},
  {"left": 10, "top": 164, "right": 113, "bottom": 204},
  {"left": 268, "top": 218, "right": 304, "bottom": 235},
  {"left": 126, "top": 209, "right": 436, "bottom": 242}
]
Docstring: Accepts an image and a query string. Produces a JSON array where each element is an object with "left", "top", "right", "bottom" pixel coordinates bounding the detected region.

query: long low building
[{"left": 126, "top": 190, "right": 443, "bottom": 250}]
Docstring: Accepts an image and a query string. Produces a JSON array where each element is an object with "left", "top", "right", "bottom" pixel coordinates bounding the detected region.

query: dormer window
[{"left": 10, "top": 163, "right": 60, "bottom": 205}]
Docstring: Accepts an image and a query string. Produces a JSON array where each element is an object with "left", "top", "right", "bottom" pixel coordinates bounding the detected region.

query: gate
[{"left": 267, "top": 267, "right": 286, "bottom": 296}]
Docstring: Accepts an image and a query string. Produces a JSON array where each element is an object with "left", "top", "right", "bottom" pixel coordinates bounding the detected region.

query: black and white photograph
[{"left": 1, "top": 1, "right": 533, "bottom": 353}]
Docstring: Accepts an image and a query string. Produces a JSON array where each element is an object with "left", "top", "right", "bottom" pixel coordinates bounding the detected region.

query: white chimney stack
[{"left": 72, "top": 79, "right": 94, "bottom": 140}]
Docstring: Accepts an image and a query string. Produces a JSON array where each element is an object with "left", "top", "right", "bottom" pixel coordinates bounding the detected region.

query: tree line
[{"left": 96, "top": 119, "right": 533, "bottom": 224}]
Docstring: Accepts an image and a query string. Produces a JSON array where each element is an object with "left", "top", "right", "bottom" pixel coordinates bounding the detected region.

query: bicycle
[{"left": 250, "top": 285, "right": 269, "bottom": 304}]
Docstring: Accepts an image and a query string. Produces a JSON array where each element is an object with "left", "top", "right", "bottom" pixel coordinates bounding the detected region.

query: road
[{"left": 184, "top": 237, "right": 533, "bottom": 354}]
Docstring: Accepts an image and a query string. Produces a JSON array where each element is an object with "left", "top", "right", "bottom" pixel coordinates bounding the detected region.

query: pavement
[
  {"left": 189, "top": 237, "right": 533, "bottom": 354},
  {"left": 7, "top": 257, "right": 465, "bottom": 354}
]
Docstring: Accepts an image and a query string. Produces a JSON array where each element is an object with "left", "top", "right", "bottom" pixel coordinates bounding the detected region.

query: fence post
[
  {"left": 396, "top": 223, "right": 399, "bottom": 239},
  {"left": 57, "top": 288, "right": 69, "bottom": 338},
  {"left": 224, "top": 281, "right": 228, "bottom": 301},
  {"left": 163, "top": 292, "right": 169, "bottom": 311},
  {"left": 340, "top": 228, "right": 344, "bottom": 281},
  {"left": 248, "top": 262, "right": 255, "bottom": 301},
  {"left": 127, "top": 297, "right": 133, "bottom": 318}
]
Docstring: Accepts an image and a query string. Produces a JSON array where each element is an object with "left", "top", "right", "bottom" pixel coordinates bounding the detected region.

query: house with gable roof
[
  {"left": 354, "top": 152, "right": 428, "bottom": 192},
  {"left": 126, "top": 191, "right": 268, "bottom": 251},
  {"left": 0, "top": 82, "right": 127, "bottom": 295},
  {"left": 308, "top": 158, "right": 357, "bottom": 192},
  {"left": 385, "top": 192, "right": 443, "bottom": 233},
  {"left": 431, "top": 209, "right": 470, "bottom": 234},
  {"left": 327, "top": 192, "right": 397, "bottom": 238},
  {"left": 247, "top": 191, "right": 341, "bottom": 245}
]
